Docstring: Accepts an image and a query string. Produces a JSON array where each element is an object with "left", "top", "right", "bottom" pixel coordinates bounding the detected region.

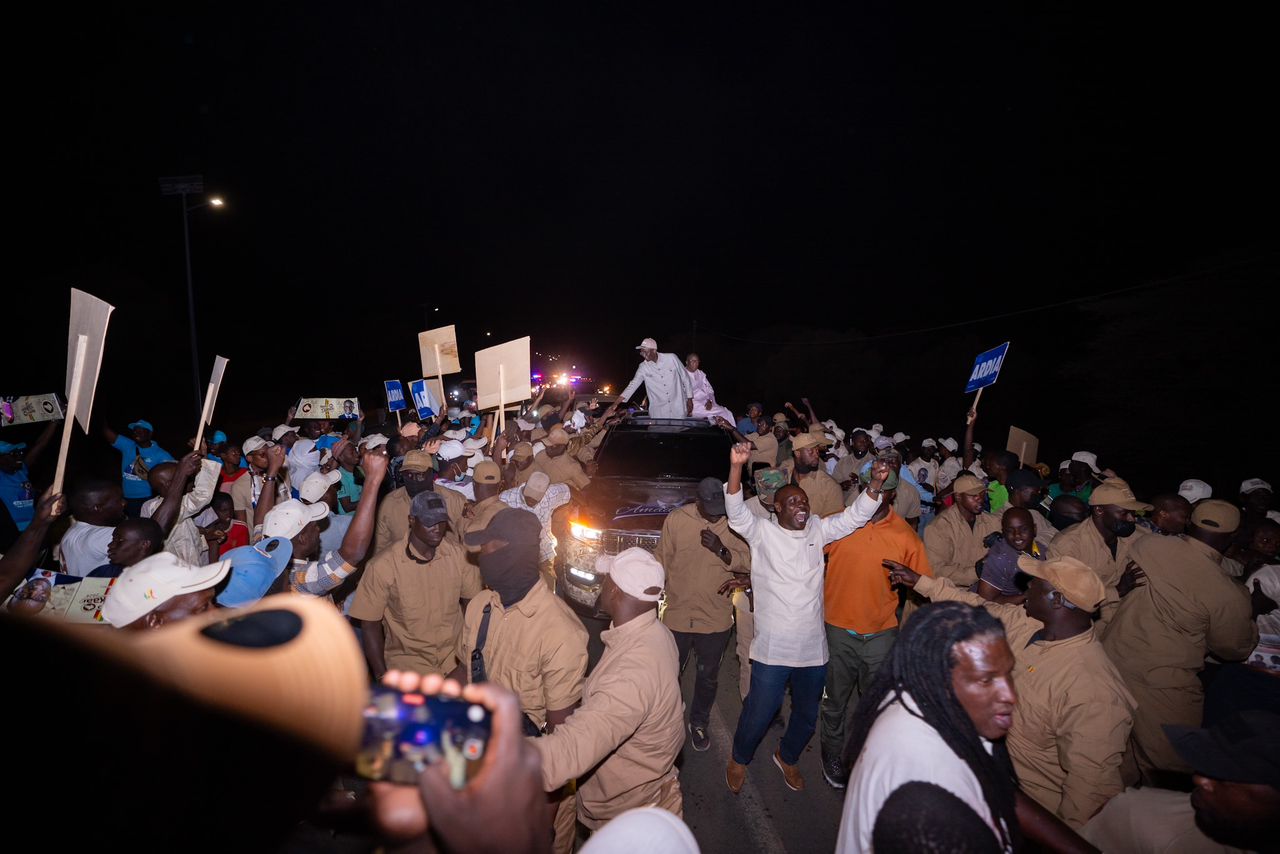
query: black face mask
[
  {"left": 478, "top": 540, "right": 540, "bottom": 607},
  {"left": 794, "top": 460, "right": 818, "bottom": 475},
  {"left": 1113, "top": 520, "right": 1137, "bottom": 538}
]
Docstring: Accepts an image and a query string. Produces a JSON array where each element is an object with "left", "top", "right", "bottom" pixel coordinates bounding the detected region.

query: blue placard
[
  {"left": 964, "top": 342, "right": 1010, "bottom": 393},
  {"left": 409, "top": 379, "right": 437, "bottom": 420},
  {"left": 384, "top": 380, "right": 407, "bottom": 412}
]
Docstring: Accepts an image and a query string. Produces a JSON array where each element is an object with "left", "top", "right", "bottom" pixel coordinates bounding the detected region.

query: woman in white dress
[{"left": 684, "top": 353, "right": 735, "bottom": 425}]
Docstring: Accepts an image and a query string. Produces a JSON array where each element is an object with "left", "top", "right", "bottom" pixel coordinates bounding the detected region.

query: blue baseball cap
[
  {"left": 128, "top": 420, "right": 155, "bottom": 432},
  {"left": 210, "top": 430, "right": 228, "bottom": 445},
  {"left": 216, "top": 536, "right": 294, "bottom": 608},
  {"left": 0, "top": 441, "right": 28, "bottom": 455}
]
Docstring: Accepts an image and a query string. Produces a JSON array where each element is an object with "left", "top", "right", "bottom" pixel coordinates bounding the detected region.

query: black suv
[{"left": 556, "top": 416, "right": 734, "bottom": 620}]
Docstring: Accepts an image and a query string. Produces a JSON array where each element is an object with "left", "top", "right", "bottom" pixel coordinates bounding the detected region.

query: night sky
[{"left": 11, "top": 5, "right": 1277, "bottom": 498}]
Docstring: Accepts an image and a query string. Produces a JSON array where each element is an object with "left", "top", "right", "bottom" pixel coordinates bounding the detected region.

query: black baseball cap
[
  {"left": 463, "top": 507, "right": 541, "bottom": 549},
  {"left": 1164, "top": 710, "right": 1280, "bottom": 786},
  {"left": 697, "top": 477, "right": 726, "bottom": 515}
]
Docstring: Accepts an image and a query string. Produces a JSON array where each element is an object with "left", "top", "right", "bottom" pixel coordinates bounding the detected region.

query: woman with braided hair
[{"left": 836, "top": 601, "right": 1096, "bottom": 853}]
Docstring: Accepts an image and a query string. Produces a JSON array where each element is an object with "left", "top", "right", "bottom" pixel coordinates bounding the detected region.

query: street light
[{"left": 159, "top": 175, "right": 225, "bottom": 418}]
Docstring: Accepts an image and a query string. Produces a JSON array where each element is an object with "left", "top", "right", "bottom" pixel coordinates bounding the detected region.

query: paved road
[{"left": 669, "top": 628, "right": 847, "bottom": 854}]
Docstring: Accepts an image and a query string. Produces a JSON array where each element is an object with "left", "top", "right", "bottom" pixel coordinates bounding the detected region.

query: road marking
[{"left": 709, "top": 702, "right": 788, "bottom": 854}]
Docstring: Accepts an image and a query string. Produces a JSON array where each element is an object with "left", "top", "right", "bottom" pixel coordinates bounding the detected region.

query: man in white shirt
[
  {"left": 500, "top": 471, "right": 571, "bottom": 589},
  {"left": 616, "top": 337, "right": 693, "bottom": 419},
  {"left": 723, "top": 442, "right": 888, "bottom": 794},
  {"left": 58, "top": 478, "right": 128, "bottom": 576}
]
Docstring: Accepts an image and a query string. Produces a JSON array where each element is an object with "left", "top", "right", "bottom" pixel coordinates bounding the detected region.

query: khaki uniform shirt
[
  {"left": 922, "top": 504, "right": 1000, "bottom": 586},
  {"left": 534, "top": 610, "right": 686, "bottom": 829},
  {"left": 1102, "top": 534, "right": 1257, "bottom": 773},
  {"left": 777, "top": 462, "right": 845, "bottom": 518},
  {"left": 745, "top": 432, "right": 778, "bottom": 472},
  {"left": 657, "top": 504, "right": 751, "bottom": 634},
  {"left": 458, "top": 582, "right": 589, "bottom": 728},
  {"left": 374, "top": 484, "right": 466, "bottom": 554},
  {"left": 917, "top": 575, "right": 1135, "bottom": 829},
  {"left": 1050, "top": 520, "right": 1143, "bottom": 627},
  {"left": 229, "top": 470, "right": 292, "bottom": 533},
  {"left": 833, "top": 452, "right": 874, "bottom": 490},
  {"left": 348, "top": 537, "right": 483, "bottom": 675},
  {"left": 531, "top": 450, "right": 591, "bottom": 490}
]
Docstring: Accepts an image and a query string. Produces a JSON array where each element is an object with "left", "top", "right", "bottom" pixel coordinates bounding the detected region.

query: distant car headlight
[{"left": 570, "top": 521, "right": 603, "bottom": 542}]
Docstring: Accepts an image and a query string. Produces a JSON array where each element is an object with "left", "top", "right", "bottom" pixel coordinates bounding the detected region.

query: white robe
[
  {"left": 686, "top": 368, "right": 735, "bottom": 425},
  {"left": 619, "top": 352, "right": 693, "bottom": 418}
]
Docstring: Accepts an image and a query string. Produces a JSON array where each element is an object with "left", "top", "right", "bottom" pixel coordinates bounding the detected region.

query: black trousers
[{"left": 672, "top": 628, "right": 732, "bottom": 728}]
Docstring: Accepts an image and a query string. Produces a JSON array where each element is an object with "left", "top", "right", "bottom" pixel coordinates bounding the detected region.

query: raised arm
[
  {"left": 616, "top": 363, "right": 645, "bottom": 404},
  {"left": 725, "top": 442, "right": 758, "bottom": 540},
  {"left": 151, "top": 451, "right": 204, "bottom": 533},
  {"left": 819, "top": 459, "right": 889, "bottom": 543},
  {"left": 0, "top": 490, "right": 64, "bottom": 597},
  {"left": 963, "top": 405, "right": 978, "bottom": 469},
  {"left": 338, "top": 449, "right": 388, "bottom": 565}
]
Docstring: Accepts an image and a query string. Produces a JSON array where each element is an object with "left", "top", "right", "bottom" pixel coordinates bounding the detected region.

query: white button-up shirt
[
  {"left": 725, "top": 484, "right": 881, "bottom": 667},
  {"left": 619, "top": 352, "right": 693, "bottom": 419}
]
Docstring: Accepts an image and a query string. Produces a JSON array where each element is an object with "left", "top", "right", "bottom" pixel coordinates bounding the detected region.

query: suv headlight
[{"left": 570, "top": 521, "right": 603, "bottom": 542}]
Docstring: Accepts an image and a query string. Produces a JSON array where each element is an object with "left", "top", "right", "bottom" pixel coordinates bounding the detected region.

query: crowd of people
[{"left": 3, "top": 334, "right": 1278, "bottom": 853}]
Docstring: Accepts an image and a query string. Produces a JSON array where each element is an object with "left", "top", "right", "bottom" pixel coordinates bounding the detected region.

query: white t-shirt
[
  {"left": 837, "top": 692, "right": 1007, "bottom": 854},
  {"left": 57, "top": 521, "right": 116, "bottom": 576},
  {"left": 725, "top": 485, "right": 880, "bottom": 667}
]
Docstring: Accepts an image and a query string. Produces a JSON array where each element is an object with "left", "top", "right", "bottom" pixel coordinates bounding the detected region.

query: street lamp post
[{"left": 159, "top": 175, "right": 223, "bottom": 419}]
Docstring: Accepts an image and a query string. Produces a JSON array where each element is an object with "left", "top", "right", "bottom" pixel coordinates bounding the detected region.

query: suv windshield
[{"left": 595, "top": 425, "right": 730, "bottom": 480}]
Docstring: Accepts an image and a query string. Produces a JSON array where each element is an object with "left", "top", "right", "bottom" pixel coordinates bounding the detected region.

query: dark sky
[{"left": 12, "top": 5, "right": 1277, "bottom": 498}]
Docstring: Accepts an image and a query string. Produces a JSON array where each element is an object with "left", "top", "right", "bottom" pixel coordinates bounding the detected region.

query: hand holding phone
[{"left": 357, "top": 685, "right": 491, "bottom": 789}]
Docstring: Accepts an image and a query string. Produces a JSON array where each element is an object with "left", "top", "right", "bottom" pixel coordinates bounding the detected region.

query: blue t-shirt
[
  {"left": 0, "top": 465, "right": 36, "bottom": 531},
  {"left": 315, "top": 434, "right": 341, "bottom": 452},
  {"left": 736, "top": 417, "right": 757, "bottom": 436},
  {"left": 112, "top": 436, "right": 175, "bottom": 499}
]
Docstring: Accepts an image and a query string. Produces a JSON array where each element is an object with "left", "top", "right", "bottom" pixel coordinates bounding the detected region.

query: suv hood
[{"left": 578, "top": 478, "right": 698, "bottom": 532}]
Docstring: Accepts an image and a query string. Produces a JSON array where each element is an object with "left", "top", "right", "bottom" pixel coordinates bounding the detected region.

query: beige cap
[
  {"left": 952, "top": 473, "right": 986, "bottom": 496},
  {"left": 545, "top": 425, "right": 570, "bottom": 447},
  {"left": 1191, "top": 499, "right": 1241, "bottom": 534},
  {"left": 1017, "top": 555, "right": 1107, "bottom": 611},
  {"left": 791, "top": 432, "right": 829, "bottom": 451},
  {"left": 45, "top": 594, "right": 367, "bottom": 762},
  {"left": 523, "top": 471, "right": 551, "bottom": 502},
  {"left": 473, "top": 460, "right": 502, "bottom": 484},
  {"left": 1088, "top": 477, "right": 1153, "bottom": 512},
  {"left": 401, "top": 449, "right": 435, "bottom": 473},
  {"left": 512, "top": 442, "right": 534, "bottom": 461}
]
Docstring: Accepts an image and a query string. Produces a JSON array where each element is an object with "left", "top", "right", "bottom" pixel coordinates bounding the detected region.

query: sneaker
[
  {"left": 726, "top": 759, "right": 747, "bottom": 794},
  {"left": 773, "top": 749, "right": 805, "bottom": 791},
  {"left": 821, "top": 753, "right": 847, "bottom": 789},
  {"left": 689, "top": 722, "right": 710, "bottom": 752}
]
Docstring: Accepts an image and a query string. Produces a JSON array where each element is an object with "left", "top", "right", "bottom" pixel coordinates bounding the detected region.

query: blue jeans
[{"left": 732, "top": 660, "right": 826, "bottom": 766}]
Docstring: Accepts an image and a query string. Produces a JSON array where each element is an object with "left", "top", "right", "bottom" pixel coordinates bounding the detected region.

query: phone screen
[{"left": 356, "top": 686, "right": 491, "bottom": 789}]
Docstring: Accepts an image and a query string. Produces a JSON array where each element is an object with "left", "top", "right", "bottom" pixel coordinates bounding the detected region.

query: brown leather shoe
[
  {"left": 726, "top": 759, "right": 747, "bottom": 794},
  {"left": 773, "top": 749, "right": 805, "bottom": 791}
]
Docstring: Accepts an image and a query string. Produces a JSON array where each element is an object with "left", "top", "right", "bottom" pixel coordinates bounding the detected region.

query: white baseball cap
[
  {"left": 437, "top": 439, "right": 474, "bottom": 462},
  {"left": 892, "top": 431, "right": 910, "bottom": 444},
  {"left": 102, "top": 552, "right": 232, "bottom": 628},
  {"left": 242, "top": 436, "right": 273, "bottom": 455},
  {"left": 1071, "top": 451, "right": 1101, "bottom": 473},
  {"left": 299, "top": 470, "right": 342, "bottom": 504},
  {"left": 358, "top": 433, "right": 389, "bottom": 451},
  {"left": 1058, "top": 459, "right": 1071, "bottom": 472},
  {"left": 462, "top": 437, "right": 489, "bottom": 452},
  {"left": 1241, "top": 478, "right": 1273, "bottom": 495},
  {"left": 515, "top": 417, "right": 537, "bottom": 432},
  {"left": 442, "top": 429, "right": 468, "bottom": 441},
  {"left": 635, "top": 337, "right": 658, "bottom": 350},
  {"left": 972, "top": 442, "right": 983, "bottom": 453},
  {"left": 271, "top": 424, "right": 300, "bottom": 441},
  {"left": 941, "top": 438, "right": 959, "bottom": 453},
  {"left": 595, "top": 547, "right": 665, "bottom": 602},
  {"left": 920, "top": 438, "right": 937, "bottom": 449},
  {"left": 1178, "top": 479, "right": 1213, "bottom": 504},
  {"left": 261, "top": 499, "right": 329, "bottom": 539}
]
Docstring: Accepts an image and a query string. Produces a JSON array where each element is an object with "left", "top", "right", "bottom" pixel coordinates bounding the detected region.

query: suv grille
[{"left": 602, "top": 530, "right": 661, "bottom": 556}]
